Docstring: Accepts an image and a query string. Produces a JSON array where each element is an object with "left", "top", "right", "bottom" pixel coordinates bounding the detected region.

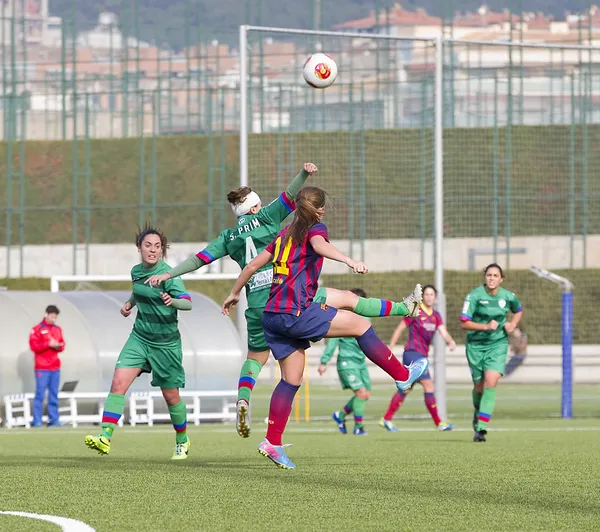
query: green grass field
[{"left": 1, "top": 384, "right": 600, "bottom": 531}]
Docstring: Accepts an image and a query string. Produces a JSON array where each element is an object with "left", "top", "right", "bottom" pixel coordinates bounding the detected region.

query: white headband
[{"left": 231, "top": 191, "right": 261, "bottom": 217}]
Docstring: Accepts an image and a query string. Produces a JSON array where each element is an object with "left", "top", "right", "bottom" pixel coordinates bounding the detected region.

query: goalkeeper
[
  {"left": 147, "top": 164, "right": 420, "bottom": 439},
  {"left": 461, "top": 263, "right": 523, "bottom": 443}
]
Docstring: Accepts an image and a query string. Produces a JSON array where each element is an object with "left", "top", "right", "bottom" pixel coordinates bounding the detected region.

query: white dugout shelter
[{"left": 0, "top": 290, "right": 243, "bottom": 398}]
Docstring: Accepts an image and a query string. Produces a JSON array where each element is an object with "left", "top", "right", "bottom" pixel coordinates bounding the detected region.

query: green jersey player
[
  {"left": 460, "top": 263, "right": 523, "bottom": 442},
  {"left": 318, "top": 288, "right": 372, "bottom": 436},
  {"left": 147, "top": 164, "right": 423, "bottom": 439},
  {"left": 85, "top": 226, "right": 193, "bottom": 460}
]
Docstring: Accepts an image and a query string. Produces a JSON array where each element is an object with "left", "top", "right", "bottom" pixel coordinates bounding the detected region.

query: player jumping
[
  {"left": 85, "top": 226, "right": 193, "bottom": 460},
  {"left": 222, "top": 186, "right": 429, "bottom": 469},
  {"left": 147, "top": 164, "right": 422, "bottom": 440}
]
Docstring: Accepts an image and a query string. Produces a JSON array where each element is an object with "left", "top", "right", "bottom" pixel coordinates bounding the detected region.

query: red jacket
[{"left": 29, "top": 320, "right": 65, "bottom": 371}]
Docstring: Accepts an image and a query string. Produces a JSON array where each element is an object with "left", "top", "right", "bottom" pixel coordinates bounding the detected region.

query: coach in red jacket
[{"left": 29, "top": 305, "right": 65, "bottom": 427}]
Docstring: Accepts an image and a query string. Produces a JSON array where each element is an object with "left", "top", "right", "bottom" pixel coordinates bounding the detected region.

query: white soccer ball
[{"left": 302, "top": 53, "right": 338, "bottom": 89}]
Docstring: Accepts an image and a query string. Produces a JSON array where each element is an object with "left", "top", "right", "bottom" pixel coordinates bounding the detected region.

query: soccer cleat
[
  {"left": 437, "top": 421, "right": 455, "bottom": 431},
  {"left": 353, "top": 426, "right": 368, "bottom": 436},
  {"left": 332, "top": 411, "right": 347, "bottom": 434},
  {"left": 171, "top": 439, "right": 191, "bottom": 460},
  {"left": 257, "top": 439, "right": 296, "bottom": 470},
  {"left": 236, "top": 399, "right": 251, "bottom": 438},
  {"left": 85, "top": 435, "right": 111, "bottom": 455},
  {"left": 473, "top": 430, "right": 487, "bottom": 442},
  {"left": 395, "top": 357, "right": 429, "bottom": 392},
  {"left": 403, "top": 284, "right": 423, "bottom": 318},
  {"left": 379, "top": 418, "right": 399, "bottom": 432}
]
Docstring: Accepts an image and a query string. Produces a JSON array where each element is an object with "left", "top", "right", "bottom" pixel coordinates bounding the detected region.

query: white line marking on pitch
[
  {"left": 1, "top": 426, "right": 599, "bottom": 436},
  {"left": 0, "top": 511, "right": 95, "bottom": 531}
]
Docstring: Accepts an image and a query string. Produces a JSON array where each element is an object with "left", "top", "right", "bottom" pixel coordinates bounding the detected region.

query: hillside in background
[{"left": 47, "top": 0, "right": 593, "bottom": 49}]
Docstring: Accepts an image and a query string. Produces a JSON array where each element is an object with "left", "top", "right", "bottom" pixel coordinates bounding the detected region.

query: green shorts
[
  {"left": 245, "top": 307, "right": 269, "bottom": 353},
  {"left": 466, "top": 342, "right": 509, "bottom": 383},
  {"left": 117, "top": 333, "right": 185, "bottom": 389},
  {"left": 338, "top": 365, "right": 371, "bottom": 391}
]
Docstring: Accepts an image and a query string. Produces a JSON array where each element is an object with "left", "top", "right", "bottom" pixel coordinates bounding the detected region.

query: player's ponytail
[
  {"left": 135, "top": 223, "right": 169, "bottom": 259},
  {"left": 287, "top": 186, "right": 327, "bottom": 245}
]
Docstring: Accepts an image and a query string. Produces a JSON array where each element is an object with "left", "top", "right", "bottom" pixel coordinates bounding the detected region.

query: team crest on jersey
[
  {"left": 498, "top": 299, "right": 506, "bottom": 308},
  {"left": 320, "top": 303, "right": 329, "bottom": 311}
]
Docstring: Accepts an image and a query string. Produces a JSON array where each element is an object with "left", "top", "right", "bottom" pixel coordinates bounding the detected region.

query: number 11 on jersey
[{"left": 272, "top": 236, "right": 292, "bottom": 275}]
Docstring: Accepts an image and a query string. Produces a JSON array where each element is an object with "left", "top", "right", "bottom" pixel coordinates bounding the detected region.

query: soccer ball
[{"left": 302, "top": 53, "right": 338, "bottom": 89}]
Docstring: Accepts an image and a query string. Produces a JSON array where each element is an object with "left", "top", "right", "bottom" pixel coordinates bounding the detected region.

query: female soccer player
[
  {"left": 318, "top": 288, "right": 372, "bottom": 436},
  {"left": 222, "top": 186, "right": 428, "bottom": 469},
  {"left": 379, "top": 285, "right": 456, "bottom": 432},
  {"left": 461, "top": 263, "right": 523, "bottom": 442},
  {"left": 85, "top": 226, "right": 193, "bottom": 460},
  {"left": 147, "top": 164, "right": 421, "bottom": 440}
]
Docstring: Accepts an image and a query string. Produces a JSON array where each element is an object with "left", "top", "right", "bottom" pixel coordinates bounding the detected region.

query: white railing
[{"left": 4, "top": 390, "right": 237, "bottom": 429}]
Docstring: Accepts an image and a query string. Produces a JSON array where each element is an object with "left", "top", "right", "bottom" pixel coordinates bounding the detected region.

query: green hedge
[
  {"left": 3, "top": 268, "right": 597, "bottom": 344},
  {"left": 1, "top": 125, "right": 598, "bottom": 244}
]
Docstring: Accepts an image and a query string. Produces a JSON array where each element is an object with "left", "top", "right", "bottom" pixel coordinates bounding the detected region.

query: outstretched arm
[
  {"left": 222, "top": 250, "right": 273, "bottom": 315},
  {"left": 309, "top": 235, "right": 367, "bottom": 274},
  {"left": 168, "top": 255, "right": 207, "bottom": 278},
  {"left": 285, "top": 163, "right": 318, "bottom": 201}
]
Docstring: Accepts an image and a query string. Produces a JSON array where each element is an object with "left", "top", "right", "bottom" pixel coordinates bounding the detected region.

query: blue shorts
[
  {"left": 403, "top": 350, "right": 431, "bottom": 380},
  {"left": 262, "top": 302, "right": 338, "bottom": 360}
]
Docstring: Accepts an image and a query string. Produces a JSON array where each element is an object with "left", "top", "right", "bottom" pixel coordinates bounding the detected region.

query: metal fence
[{"left": 1, "top": 9, "right": 600, "bottom": 276}]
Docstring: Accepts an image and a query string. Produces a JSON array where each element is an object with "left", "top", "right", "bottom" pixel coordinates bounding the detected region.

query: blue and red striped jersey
[
  {"left": 264, "top": 222, "right": 329, "bottom": 314},
  {"left": 403, "top": 306, "right": 443, "bottom": 356}
]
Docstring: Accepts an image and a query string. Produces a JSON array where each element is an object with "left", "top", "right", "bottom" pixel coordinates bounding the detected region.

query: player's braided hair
[
  {"left": 135, "top": 223, "right": 169, "bottom": 259},
  {"left": 287, "top": 186, "right": 328, "bottom": 245}
]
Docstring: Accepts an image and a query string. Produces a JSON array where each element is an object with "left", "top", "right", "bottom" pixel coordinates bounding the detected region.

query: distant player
[
  {"left": 222, "top": 186, "right": 428, "bottom": 469},
  {"left": 318, "top": 289, "right": 372, "bottom": 436},
  {"left": 85, "top": 226, "right": 193, "bottom": 460},
  {"left": 147, "top": 164, "right": 422, "bottom": 440},
  {"left": 461, "top": 263, "right": 523, "bottom": 442},
  {"left": 380, "top": 285, "right": 456, "bottom": 432}
]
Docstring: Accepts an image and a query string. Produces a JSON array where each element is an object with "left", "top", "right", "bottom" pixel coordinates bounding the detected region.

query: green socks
[
  {"left": 472, "top": 389, "right": 482, "bottom": 412},
  {"left": 237, "top": 359, "right": 263, "bottom": 403},
  {"left": 101, "top": 393, "right": 126, "bottom": 440},
  {"left": 342, "top": 397, "right": 355, "bottom": 418},
  {"left": 476, "top": 388, "right": 497, "bottom": 432},
  {"left": 352, "top": 398, "right": 367, "bottom": 428},
  {"left": 168, "top": 400, "right": 188, "bottom": 444},
  {"left": 354, "top": 297, "right": 409, "bottom": 317}
]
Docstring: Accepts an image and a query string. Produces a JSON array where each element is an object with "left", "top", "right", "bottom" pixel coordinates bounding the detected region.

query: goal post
[
  {"left": 238, "top": 25, "right": 447, "bottom": 415},
  {"left": 529, "top": 266, "right": 574, "bottom": 419}
]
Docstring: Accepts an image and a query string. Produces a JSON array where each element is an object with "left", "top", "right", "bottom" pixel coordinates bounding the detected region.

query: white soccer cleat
[
  {"left": 403, "top": 284, "right": 423, "bottom": 318},
  {"left": 236, "top": 399, "right": 251, "bottom": 438}
]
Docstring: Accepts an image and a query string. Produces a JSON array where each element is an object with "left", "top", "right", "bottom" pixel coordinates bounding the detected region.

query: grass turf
[{"left": 1, "top": 384, "right": 599, "bottom": 531}]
